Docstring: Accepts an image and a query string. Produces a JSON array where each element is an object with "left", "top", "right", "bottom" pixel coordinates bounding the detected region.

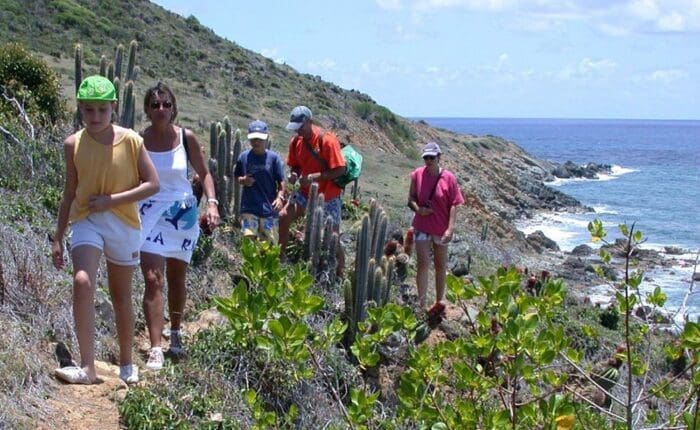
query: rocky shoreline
[
  {"left": 523, "top": 231, "right": 699, "bottom": 330},
  {"left": 448, "top": 156, "right": 698, "bottom": 330}
]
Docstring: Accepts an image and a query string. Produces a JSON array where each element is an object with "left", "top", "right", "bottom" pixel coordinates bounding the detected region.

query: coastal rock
[
  {"left": 571, "top": 244, "right": 594, "bottom": 256},
  {"left": 563, "top": 256, "right": 587, "bottom": 270},
  {"left": 664, "top": 246, "right": 686, "bottom": 255},
  {"left": 634, "top": 305, "right": 672, "bottom": 324},
  {"left": 551, "top": 161, "right": 612, "bottom": 179},
  {"left": 451, "top": 262, "right": 470, "bottom": 277},
  {"left": 526, "top": 230, "right": 560, "bottom": 252},
  {"left": 585, "top": 263, "right": 618, "bottom": 281}
]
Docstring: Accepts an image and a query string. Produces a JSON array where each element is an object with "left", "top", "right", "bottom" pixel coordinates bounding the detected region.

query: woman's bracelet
[{"left": 207, "top": 198, "right": 219, "bottom": 206}]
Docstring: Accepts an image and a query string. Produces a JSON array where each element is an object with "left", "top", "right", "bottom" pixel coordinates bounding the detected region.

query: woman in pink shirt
[{"left": 407, "top": 142, "right": 464, "bottom": 311}]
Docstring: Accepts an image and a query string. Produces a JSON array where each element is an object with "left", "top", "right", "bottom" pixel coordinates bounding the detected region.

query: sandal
[{"left": 54, "top": 366, "right": 92, "bottom": 385}]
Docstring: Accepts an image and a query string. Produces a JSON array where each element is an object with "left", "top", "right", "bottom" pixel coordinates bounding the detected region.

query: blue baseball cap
[
  {"left": 286, "top": 106, "right": 312, "bottom": 131},
  {"left": 247, "top": 120, "right": 269, "bottom": 140}
]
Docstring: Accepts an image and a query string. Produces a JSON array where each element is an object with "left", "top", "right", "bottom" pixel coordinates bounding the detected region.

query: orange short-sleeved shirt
[{"left": 287, "top": 124, "right": 345, "bottom": 201}]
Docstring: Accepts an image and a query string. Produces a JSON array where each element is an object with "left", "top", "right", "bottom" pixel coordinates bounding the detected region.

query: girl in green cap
[{"left": 52, "top": 75, "right": 160, "bottom": 385}]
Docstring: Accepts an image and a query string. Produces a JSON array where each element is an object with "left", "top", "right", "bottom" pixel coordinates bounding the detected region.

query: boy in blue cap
[{"left": 234, "top": 120, "right": 286, "bottom": 243}]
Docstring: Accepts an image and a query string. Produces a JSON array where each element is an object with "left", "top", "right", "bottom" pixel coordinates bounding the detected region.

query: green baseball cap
[{"left": 76, "top": 75, "right": 117, "bottom": 102}]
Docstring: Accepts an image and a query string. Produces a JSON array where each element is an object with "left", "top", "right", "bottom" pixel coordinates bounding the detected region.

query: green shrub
[
  {"left": 353, "top": 101, "right": 373, "bottom": 120},
  {"left": 0, "top": 42, "right": 66, "bottom": 123},
  {"left": 49, "top": 0, "right": 110, "bottom": 37},
  {"left": 352, "top": 100, "right": 416, "bottom": 157},
  {"left": 119, "top": 388, "right": 183, "bottom": 429},
  {"left": 599, "top": 306, "right": 619, "bottom": 330}
]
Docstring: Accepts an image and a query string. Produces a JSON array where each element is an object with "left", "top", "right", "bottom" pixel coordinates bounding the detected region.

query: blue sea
[{"left": 421, "top": 118, "right": 700, "bottom": 323}]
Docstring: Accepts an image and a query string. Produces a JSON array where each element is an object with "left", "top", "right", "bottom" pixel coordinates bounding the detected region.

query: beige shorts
[
  {"left": 70, "top": 211, "right": 141, "bottom": 266},
  {"left": 240, "top": 213, "right": 279, "bottom": 244},
  {"left": 414, "top": 230, "right": 447, "bottom": 246}
]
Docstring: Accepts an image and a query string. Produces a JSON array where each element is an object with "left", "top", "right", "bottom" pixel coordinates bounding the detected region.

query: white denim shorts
[
  {"left": 139, "top": 197, "right": 200, "bottom": 263},
  {"left": 70, "top": 211, "right": 141, "bottom": 266}
]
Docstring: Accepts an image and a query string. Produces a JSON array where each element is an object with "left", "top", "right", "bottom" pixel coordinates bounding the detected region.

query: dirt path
[
  {"left": 38, "top": 311, "right": 227, "bottom": 429},
  {"left": 40, "top": 361, "right": 127, "bottom": 430}
]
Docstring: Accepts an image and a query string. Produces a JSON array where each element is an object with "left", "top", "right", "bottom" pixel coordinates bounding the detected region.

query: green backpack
[
  {"left": 304, "top": 131, "right": 363, "bottom": 188},
  {"left": 336, "top": 144, "right": 363, "bottom": 188}
]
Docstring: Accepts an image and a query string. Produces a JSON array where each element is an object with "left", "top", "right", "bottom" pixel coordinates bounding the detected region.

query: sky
[{"left": 152, "top": 0, "right": 700, "bottom": 120}]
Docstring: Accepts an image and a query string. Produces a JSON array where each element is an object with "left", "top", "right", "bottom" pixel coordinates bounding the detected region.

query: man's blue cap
[
  {"left": 248, "top": 120, "right": 269, "bottom": 140},
  {"left": 286, "top": 106, "right": 312, "bottom": 131}
]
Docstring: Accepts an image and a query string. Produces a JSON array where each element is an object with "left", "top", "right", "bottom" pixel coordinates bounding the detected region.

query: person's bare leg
[
  {"left": 415, "top": 240, "right": 432, "bottom": 309},
  {"left": 106, "top": 261, "right": 136, "bottom": 367},
  {"left": 70, "top": 245, "right": 102, "bottom": 382},
  {"left": 165, "top": 258, "right": 188, "bottom": 331},
  {"left": 141, "top": 252, "right": 165, "bottom": 348},
  {"left": 278, "top": 202, "right": 304, "bottom": 260},
  {"left": 433, "top": 242, "right": 449, "bottom": 305}
]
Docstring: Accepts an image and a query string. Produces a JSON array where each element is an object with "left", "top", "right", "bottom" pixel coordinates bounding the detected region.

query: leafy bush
[
  {"left": 119, "top": 388, "right": 182, "bottom": 429},
  {"left": 49, "top": 0, "right": 111, "bottom": 37},
  {"left": 352, "top": 101, "right": 416, "bottom": 157},
  {"left": 599, "top": 306, "right": 619, "bottom": 330},
  {"left": 0, "top": 42, "right": 66, "bottom": 123}
]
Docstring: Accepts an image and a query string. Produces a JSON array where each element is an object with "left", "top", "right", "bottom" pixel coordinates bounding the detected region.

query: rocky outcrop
[
  {"left": 526, "top": 230, "right": 560, "bottom": 252},
  {"left": 571, "top": 244, "right": 594, "bottom": 256},
  {"left": 551, "top": 161, "right": 612, "bottom": 179}
]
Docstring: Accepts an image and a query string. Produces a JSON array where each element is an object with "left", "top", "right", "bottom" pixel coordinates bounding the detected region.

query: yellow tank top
[{"left": 69, "top": 128, "right": 143, "bottom": 229}]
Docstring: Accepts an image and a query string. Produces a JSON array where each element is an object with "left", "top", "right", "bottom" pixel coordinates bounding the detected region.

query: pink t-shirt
[{"left": 410, "top": 166, "right": 465, "bottom": 236}]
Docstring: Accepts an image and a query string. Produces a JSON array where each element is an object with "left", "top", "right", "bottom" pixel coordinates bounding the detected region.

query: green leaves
[
  {"left": 216, "top": 240, "right": 330, "bottom": 381},
  {"left": 681, "top": 322, "right": 700, "bottom": 349},
  {"left": 348, "top": 388, "right": 380, "bottom": 426},
  {"left": 588, "top": 219, "right": 606, "bottom": 243}
]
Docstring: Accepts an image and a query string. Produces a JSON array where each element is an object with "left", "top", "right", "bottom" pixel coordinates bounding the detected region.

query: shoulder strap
[
  {"left": 302, "top": 130, "right": 329, "bottom": 171},
  {"left": 425, "top": 169, "right": 443, "bottom": 204},
  {"left": 181, "top": 128, "right": 190, "bottom": 162}
]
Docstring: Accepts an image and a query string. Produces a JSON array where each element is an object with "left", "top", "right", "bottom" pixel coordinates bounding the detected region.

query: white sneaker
[
  {"left": 169, "top": 330, "right": 185, "bottom": 355},
  {"left": 146, "top": 347, "right": 164, "bottom": 371},
  {"left": 119, "top": 364, "right": 139, "bottom": 384}
]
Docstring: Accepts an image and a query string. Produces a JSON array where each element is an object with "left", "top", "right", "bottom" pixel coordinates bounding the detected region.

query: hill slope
[{"left": 2, "top": 0, "right": 581, "bottom": 261}]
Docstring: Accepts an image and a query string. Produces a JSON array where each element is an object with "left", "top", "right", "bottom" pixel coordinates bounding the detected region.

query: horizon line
[{"left": 407, "top": 116, "right": 700, "bottom": 122}]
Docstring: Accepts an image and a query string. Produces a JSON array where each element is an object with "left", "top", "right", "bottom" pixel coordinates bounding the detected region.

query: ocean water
[{"left": 420, "top": 118, "right": 700, "bottom": 323}]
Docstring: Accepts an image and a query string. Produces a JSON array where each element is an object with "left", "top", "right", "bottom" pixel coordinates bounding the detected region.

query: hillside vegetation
[
  {"left": 2, "top": 0, "right": 581, "bottom": 259},
  {"left": 3, "top": 2, "right": 697, "bottom": 429}
]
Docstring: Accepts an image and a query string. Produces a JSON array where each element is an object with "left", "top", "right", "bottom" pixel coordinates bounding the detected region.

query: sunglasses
[
  {"left": 150, "top": 101, "right": 172, "bottom": 109},
  {"left": 423, "top": 155, "right": 437, "bottom": 160}
]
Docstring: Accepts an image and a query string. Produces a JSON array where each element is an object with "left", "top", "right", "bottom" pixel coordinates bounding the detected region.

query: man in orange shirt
[{"left": 279, "top": 105, "right": 346, "bottom": 276}]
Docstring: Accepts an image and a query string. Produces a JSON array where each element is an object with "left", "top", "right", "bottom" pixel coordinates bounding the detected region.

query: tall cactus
[
  {"left": 98, "top": 55, "right": 108, "bottom": 77},
  {"left": 481, "top": 222, "right": 490, "bottom": 242},
  {"left": 119, "top": 81, "right": 134, "bottom": 129},
  {"left": 125, "top": 40, "right": 137, "bottom": 82},
  {"left": 106, "top": 62, "right": 115, "bottom": 82},
  {"left": 231, "top": 128, "right": 242, "bottom": 221},
  {"left": 345, "top": 215, "right": 371, "bottom": 347},
  {"left": 216, "top": 129, "right": 228, "bottom": 218},
  {"left": 209, "top": 121, "right": 219, "bottom": 159},
  {"left": 206, "top": 119, "right": 240, "bottom": 221},
  {"left": 351, "top": 179, "right": 359, "bottom": 201},
  {"left": 303, "top": 184, "right": 320, "bottom": 261},
  {"left": 300, "top": 182, "right": 343, "bottom": 285},
  {"left": 344, "top": 201, "right": 395, "bottom": 349},
  {"left": 73, "top": 44, "right": 83, "bottom": 130},
  {"left": 114, "top": 43, "right": 124, "bottom": 81}
]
